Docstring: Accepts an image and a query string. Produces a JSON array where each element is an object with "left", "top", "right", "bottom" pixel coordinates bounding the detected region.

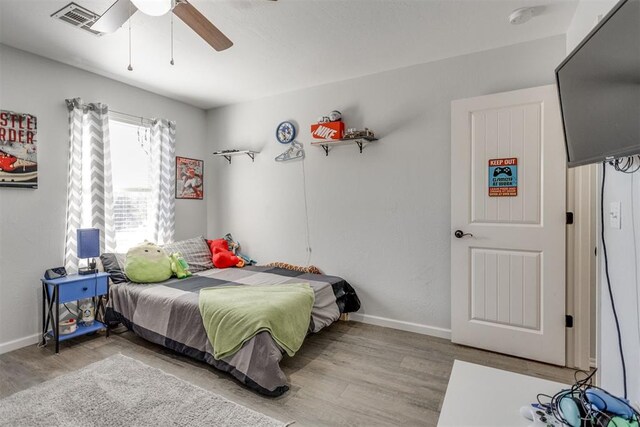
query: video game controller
[
  {"left": 520, "top": 404, "right": 565, "bottom": 427},
  {"left": 493, "top": 166, "right": 512, "bottom": 177}
]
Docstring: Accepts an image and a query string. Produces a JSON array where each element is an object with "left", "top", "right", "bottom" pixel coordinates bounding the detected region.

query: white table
[{"left": 438, "top": 360, "right": 568, "bottom": 426}]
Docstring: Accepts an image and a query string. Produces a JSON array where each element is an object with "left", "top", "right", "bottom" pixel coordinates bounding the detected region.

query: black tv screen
[{"left": 556, "top": 0, "right": 640, "bottom": 168}]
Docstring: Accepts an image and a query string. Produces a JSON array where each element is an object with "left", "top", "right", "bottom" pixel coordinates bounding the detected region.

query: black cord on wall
[{"left": 600, "top": 162, "right": 628, "bottom": 398}]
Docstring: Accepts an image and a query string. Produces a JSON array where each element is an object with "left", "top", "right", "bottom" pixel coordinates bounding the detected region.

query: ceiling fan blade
[
  {"left": 173, "top": 1, "right": 233, "bottom": 52},
  {"left": 91, "top": 0, "right": 137, "bottom": 33}
]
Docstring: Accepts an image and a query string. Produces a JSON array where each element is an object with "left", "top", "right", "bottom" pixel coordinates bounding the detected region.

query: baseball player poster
[{"left": 176, "top": 156, "right": 203, "bottom": 200}]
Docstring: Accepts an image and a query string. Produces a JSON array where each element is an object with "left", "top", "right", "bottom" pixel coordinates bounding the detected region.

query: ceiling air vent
[{"left": 51, "top": 2, "right": 104, "bottom": 36}]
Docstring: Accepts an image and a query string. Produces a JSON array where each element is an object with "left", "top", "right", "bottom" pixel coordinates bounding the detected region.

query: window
[
  {"left": 110, "top": 120, "right": 154, "bottom": 252},
  {"left": 66, "top": 100, "right": 175, "bottom": 271},
  {"left": 82, "top": 119, "right": 153, "bottom": 252}
]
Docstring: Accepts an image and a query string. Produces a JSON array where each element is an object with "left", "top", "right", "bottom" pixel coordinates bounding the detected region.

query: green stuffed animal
[
  {"left": 124, "top": 242, "right": 173, "bottom": 283},
  {"left": 170, "top": 252, "right": 192, "bottom": 279}
]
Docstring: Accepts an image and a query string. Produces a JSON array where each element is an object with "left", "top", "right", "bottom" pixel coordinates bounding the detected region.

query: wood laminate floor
[{"left": 0, "top": 321, "right": 578, "bottom": 426}]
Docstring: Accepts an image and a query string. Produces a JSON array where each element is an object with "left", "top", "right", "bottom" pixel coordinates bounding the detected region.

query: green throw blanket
[{"left": 198, "top": 283, "right": 315, "bottom": 360}]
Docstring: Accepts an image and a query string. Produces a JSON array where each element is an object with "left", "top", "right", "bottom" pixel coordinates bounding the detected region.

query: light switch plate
[{"left": 609, "top": 201, "right": 621, "bottom": 229}]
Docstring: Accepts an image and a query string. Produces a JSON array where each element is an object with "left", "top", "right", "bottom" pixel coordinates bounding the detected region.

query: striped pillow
[{"left": 162, "top": 236, "right": 214, "bottom": 272}]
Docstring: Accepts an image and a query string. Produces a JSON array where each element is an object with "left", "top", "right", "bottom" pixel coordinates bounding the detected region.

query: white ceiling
[{"left": 0, "top": 0, "right": 579, "bottom": 109}]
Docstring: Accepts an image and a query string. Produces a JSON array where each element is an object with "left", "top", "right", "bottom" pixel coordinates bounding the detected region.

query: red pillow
[
  {"left": 207, "top": 239, "right": 240, "bottom": 268},
  {"left": 212, "top": 250, "right": 240, "bottom": 268},
  {"left": 207, "top": 239, "right": 229, "bottom": 255}
]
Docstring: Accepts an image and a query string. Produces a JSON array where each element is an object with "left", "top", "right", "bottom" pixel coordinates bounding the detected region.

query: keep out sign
[{"left": 488, "top": 157, "right": 518, "bottom": 197}]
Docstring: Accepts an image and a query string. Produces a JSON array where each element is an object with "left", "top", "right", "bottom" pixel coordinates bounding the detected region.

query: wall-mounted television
[{"left": 555, "top": 0, "right": 640, "bottom": 168}]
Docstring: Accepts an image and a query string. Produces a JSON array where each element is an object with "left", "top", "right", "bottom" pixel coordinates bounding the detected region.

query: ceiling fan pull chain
[
  {"left": 127, "top": 1, "right": 133, "bottom": 71},
  {"left": 170, "top": 11, "right": 175, "bottom": 66}
]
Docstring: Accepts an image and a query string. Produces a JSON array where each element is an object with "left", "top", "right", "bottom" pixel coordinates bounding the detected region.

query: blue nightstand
[{"left": 41, "top": 272, "right": 110, "bottom": 353}]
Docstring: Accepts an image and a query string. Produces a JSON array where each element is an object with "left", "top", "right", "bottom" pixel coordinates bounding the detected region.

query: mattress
[{"left": 105, "top": 265, "right": 360, "bottom": 396}]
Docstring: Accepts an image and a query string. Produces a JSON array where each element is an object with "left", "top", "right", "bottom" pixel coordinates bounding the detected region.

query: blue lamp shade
[{"left": 77, "top": 228, "right": 100, "bottom": 259}]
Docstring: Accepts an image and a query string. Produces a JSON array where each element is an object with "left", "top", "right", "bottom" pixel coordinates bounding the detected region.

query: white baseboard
[
  {"left": 0, "top": 333, "right": 40, "bottom": 355},
  {"left": 1, "top": 317, "right": 452, "bottom": 354},
  {"left": 349, "top": 313, "right": 452, "bottom": 340}
]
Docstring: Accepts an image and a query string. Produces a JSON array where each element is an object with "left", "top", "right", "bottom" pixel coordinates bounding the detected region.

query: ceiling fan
[{"left": 91, "top": 0, "right": 276, "bottom": 52}]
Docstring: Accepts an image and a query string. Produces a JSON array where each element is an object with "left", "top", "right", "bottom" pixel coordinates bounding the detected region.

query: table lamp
[{"left": 77, "top": 228, "right": 100, "bottom": 275}]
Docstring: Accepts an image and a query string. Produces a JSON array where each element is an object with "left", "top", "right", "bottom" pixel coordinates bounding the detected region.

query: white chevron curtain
[
  {"left": 64, "top": 98, "right": 116, "bottom": 272},
  {"left": 149, "top": 118, "right": 176, "bottom": 245}
]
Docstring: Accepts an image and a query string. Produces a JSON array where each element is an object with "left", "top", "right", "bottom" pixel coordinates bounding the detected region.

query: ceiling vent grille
[{"left": 51, "top": 2, "right": 104, "bottom": 36}]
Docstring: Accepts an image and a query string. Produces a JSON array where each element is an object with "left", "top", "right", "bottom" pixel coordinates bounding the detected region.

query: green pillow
[{"left": 124, "top": 242, "right": 172, "bottom": 283}]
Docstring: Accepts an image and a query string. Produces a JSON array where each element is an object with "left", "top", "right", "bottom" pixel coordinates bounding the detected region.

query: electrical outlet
[{"left": 609, "top": 201, "right": 621, "bottom": 229}]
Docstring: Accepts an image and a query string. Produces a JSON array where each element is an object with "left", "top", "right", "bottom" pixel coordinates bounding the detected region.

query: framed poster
[
  {"left": 176, "top": 156, "right": 203, "bottom": 200},
  {"left": 488, "top": 157, "right": 518, "bottom": 197},
  {"left": 0, "top": 110, "right": 38, "bottom": 189}
]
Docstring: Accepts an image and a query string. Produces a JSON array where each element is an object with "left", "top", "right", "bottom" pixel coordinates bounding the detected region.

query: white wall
[
  {"left": 206, "top": 35, "right": 566, "bottom": 335},
  {"left": 599, "top": 165, "right": 640, "bottom": 404},
  {"left": 0, "top": 44, "right": 208, "bottom": 353},
  {"left": 565, "top": 0, "right": 618, "bottom": 53},
  {"left": 566, "top": 0, "right": 639, "bottom": 404}
]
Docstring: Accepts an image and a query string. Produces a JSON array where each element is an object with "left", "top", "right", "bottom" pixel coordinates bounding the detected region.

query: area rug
[{"left": 0, "top": 354, "right": 289, "bottom": 427}]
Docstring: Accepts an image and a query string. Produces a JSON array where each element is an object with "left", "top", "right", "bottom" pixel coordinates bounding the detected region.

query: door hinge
[
  {"left": 566, "top": 212, "right": 574, "bottom": 225},
  {"left": 566, "top": 315, "right": 574, "bottom": 328}
]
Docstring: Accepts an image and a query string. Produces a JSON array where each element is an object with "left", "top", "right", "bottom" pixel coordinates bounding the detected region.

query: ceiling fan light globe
[{"left": 131, "top": 0, "right": 172, "bottom": 16}]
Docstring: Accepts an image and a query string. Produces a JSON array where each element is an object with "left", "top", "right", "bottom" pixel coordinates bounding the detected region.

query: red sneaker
[{"left": 0, "top": 152, "right": 17, "bottom": 172}]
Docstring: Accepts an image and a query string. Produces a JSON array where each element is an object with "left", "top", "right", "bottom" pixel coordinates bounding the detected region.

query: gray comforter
[{"left": 105, "top": 266, "right": 360, "bottom": 396}]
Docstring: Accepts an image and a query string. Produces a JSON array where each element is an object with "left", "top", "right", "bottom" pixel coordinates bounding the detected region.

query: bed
[{"left": 104, "top": 264, "right": 360, "bottom": 396}]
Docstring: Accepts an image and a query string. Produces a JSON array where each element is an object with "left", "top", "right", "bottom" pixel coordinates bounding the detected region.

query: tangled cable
[
  {"left": 609, "top": 155, "right": 640, "bottom": 174},
  {"left": 536, "top": 369, "right": 640, "bottom": 426}
]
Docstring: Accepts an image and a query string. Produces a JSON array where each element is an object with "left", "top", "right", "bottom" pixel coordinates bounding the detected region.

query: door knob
[{"left": 454, "top": 230, "right": 473, "bottom": 238}]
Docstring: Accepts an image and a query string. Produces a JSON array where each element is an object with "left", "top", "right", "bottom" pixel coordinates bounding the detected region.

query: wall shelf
[
  {"left": 212, "top": 150, "right": 258, "bottom": 164},
  {"left": 311, "top": 136, "right": 378, "bottom": 156}
]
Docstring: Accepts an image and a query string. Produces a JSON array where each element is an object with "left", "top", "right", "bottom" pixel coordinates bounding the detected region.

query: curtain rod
[
  {"left": 66, "top": 99, "right": 168, "bottom": 127},
  {"left": 66, "top": 99, "right": 151, "bottom": 123},
  {"left": 109, "top": 109, "right": 153, "bottom": 124}
]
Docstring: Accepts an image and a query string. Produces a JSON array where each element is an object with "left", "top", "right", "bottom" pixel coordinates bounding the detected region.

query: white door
[{"left": 451, "top": 85, "right": 566, "bottom": 365}]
